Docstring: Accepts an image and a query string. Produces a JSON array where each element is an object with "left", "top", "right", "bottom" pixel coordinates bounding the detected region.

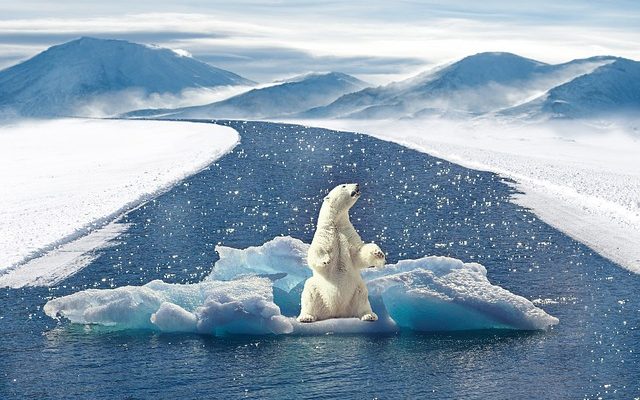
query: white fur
[{"left": 298, "top": 183, "right": 386, "bottom": 323}]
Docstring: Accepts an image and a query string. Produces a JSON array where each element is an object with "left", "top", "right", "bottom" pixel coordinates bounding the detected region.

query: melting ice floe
[{"left": 44, "top": 236, "right": 559, "bottom": 335}]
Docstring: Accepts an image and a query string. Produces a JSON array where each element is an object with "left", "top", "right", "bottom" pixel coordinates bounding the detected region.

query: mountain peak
[
  {"left": 462, "top": 51, "right": 543, "bottom": 62},
  {"left": 448, "top": 51, "right": 547, "bottom": 76},
  {"left": 281, "top": 71, "right": 368, "bottom": 87},
  {"left": 75, "top": 36, "right": 109, "bottom": 42},
  {"left": 0, "top": 37, "right": 254, "bottom": 117},
  {"left": 498, "top": 57, "right": 640, "bottom": 119},
  {"left": 57, "top": 36, "right": 133, "bottom": 48},
  {"left": 396, "top": 51, "right": 549, "bottom": 99}
]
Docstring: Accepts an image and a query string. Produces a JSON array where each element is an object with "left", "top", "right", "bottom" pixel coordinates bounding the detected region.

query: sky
[{"left": 0, "top": 1, "right": 639, "bottom": 83}]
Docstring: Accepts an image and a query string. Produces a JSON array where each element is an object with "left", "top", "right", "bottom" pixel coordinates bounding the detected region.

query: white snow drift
[
  {"left": 298, "top": 118, "right": 640, "bottom": 274},
  {"left": 0, "top": 119, "right": 239, "bottom": 276},
  {"left": 45, "top": 236, "right": 559, "bottom": 335}
]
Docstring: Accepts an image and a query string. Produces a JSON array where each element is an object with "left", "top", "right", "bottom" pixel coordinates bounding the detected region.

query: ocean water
[{"left": 1, "top": 121, "right": 638, "bottom": 399}]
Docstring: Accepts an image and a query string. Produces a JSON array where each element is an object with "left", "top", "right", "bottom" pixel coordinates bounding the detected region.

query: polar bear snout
[{"left": 350, "top": 183, "right": 361, "bottom": 197}]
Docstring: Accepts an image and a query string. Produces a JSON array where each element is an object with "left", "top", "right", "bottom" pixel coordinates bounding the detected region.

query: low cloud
[
  {"left": 73, "top": 85, "right": 254, "bottom": 117},
  {"left": 0, "top": 4, "right": 638, "bottom": 83},
  {"left": 194, "top": 45, "right": 425, "bottom": 83},
  {"left": 0, "top": 31, "right": 221, "bottom": 45}
]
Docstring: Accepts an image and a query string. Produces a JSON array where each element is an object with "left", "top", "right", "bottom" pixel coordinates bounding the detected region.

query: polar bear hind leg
[
  {"left": 351, "top": 281, "right": 378, "bottom": 321},
  {"left": 298, "top": 278, "right": 329, "bottom": 323},
  {"left": 297, "top": 314, "right": 317, "bottom": 323},
  {"left": 361, "top": 313, "right": 378, "bottom": 321}
]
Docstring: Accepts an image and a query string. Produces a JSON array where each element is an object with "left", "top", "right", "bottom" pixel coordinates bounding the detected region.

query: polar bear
[{"left": 297, "top": 183, "right": 386, "bottom": 323}]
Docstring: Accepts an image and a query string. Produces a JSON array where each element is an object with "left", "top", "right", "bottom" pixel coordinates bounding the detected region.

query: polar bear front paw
[
  {"left": 360, "top": 313, "right": 378, "bottom": 322},
  {"left": 312, "top": 253, "right": 330, "bottom": 269},
  {"left": 360, "top": 243, "right": 386, "bottom": 268},
  {"left": 297, "top": 314, "right": 317, "bottom": 323}
]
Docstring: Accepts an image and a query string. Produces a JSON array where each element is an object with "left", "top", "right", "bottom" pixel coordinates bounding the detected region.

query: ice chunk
[
  {"left": 208, "top": 236, "right": 311, "bottom": 291},
  {"left": 364, "top": 257, "right": 560, "bottom": 331},
  {"left": 44, "top": 276, "right": 293, "bottom": 335},
  {"left": 44, "top": 284, "right": 164, "bottom": 330},
  {"left": 151, "top": 302, "right": 198, "bottom": 332}
]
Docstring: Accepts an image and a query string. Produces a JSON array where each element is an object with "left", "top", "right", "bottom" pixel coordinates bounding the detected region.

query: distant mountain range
[
  {"left": 301, "top": 53, "right": 626, "bottom": 119},
  {"left": 0, "top": 37, "right": 638, "bottom": 120},
  {"left": 124, "top": 72, "right": 369, "bottom": 119},
  {"left": 0, "top": 37, "right": 253, "bottom": 117}
]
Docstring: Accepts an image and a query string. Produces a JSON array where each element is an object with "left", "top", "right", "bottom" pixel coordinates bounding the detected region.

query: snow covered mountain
[
  {"left": 500, "top": 58, "right": 640, "bottom": 119},
  {"left": 125, "top": 72, "right": 369, "bottom": 119},
  {"left": 0, "top": 37, "right": 254, "bottom": 117},
  {"left": 3, "top": 38, "right": 633, "bottom": 121},
  {"left": 301, "top": 53, "right": 616, "bottom": 119}
]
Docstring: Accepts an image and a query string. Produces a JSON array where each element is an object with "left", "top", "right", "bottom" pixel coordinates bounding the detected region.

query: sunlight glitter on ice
[{"left": 45, "top": 236, "right": 559, "bottom": 335}]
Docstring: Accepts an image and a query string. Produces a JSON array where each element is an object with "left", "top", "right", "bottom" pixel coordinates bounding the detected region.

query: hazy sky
[{"left": 1, "top": 1, "right": 639, "bottom": 83}]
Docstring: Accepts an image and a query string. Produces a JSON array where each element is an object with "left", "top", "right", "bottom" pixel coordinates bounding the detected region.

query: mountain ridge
[
  {"left": 499, "top": 58, "right": 640, "bottom": 119},
  {"left": 1, "top": 38, "right": 637, "bottom": 121},
  {"left": 300, "top": 52, "right": 622, "bottom": 119},
  {"left": 125, "top": 71, "right": 369, "bottom": 120}
]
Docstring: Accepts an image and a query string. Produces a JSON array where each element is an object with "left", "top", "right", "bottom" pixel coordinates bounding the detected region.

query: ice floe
[{"left": 45, "top": 236, "right": 558, "bottom": 335}]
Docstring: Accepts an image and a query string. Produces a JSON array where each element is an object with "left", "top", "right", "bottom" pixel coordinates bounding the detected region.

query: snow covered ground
[
  {"left": 296, "top": 118, "right": 640, "bottom": 274},
  {"left": 0, "top": 119, "right": 239, "bottom": 280}
]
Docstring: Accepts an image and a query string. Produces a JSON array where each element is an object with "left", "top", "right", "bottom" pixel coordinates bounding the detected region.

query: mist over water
[{"left": 75, "top": 85, "right": 254, "bottom": 117}]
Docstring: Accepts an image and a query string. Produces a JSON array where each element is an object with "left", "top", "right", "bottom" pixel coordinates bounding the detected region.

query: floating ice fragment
[
  {"left": 365, "top": 257, "right": 559, "bottom": 331},
  {"left": 44, "top": 276, "right": 294, "bottom": 335},
  {"left": 208, "top": 236, "right": 311, "bottom": 291}
]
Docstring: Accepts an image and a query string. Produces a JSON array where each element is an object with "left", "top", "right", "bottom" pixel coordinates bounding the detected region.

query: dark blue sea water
[{"left": 1, "top": 121, "right": 638, "bottom": 399}]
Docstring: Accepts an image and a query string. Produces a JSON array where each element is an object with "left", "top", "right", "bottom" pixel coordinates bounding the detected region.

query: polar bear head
[{"left": 323, "top": 183, "right": 361, "bottom": 214}]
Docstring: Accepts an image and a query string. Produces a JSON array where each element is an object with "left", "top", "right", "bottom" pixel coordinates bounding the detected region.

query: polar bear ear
[{"left": 324, "top": 195, "right": 331, "bottom": 201}]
